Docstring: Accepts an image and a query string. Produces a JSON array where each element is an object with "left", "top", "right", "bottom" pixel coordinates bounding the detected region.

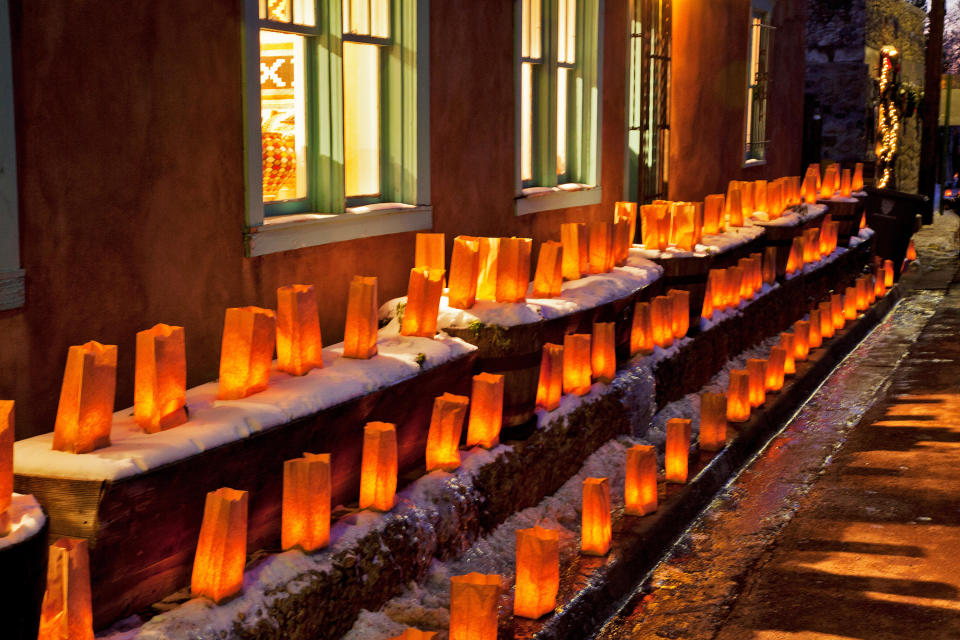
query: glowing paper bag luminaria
[
  {"left": 726, "top": 370, "right": 751, "bottom": 422},
  {"left": 448, "top": 236, "right": 481, "bottom": 309},
  {"left": 476, "top": 238, "right": 501, "bottom": 301},
  {"left": 496, "top": 237, "right": 533, "bottom": 303},
  {"left": 763, "top": 246, "right": 778, "bottom": 285},
  {"left": 831, "top": 293, "right": 845, "bottom": 330},
  {"left": 669, "top": 289, "right": 690, "bottom": 338},
  {"left": 884, "top": 259, "right": 894, "bottom": 287},
  {"left": 217, "top": 307, "right": 276, "bottom": 400},
  {"left": 281, "top": 453, "right": 330, "bottom": 553},
  {"left": 0, "top": 401, "right": 10, "bottom": 536},
  {"left": 615, "top": 201, "right": 638, "bottom": 243},
  {"left": 415, "top": 232, "right": 445, "bottom": 272},
  {"left": 591, "top": 322, "right": 617, "bottom": 384},
  {"left": 563, "top": 334, "right": 592, "bottom": 396},
  {"left": 425, "top": 393, "right": 470, "bottom": 472},
  {"left": 561, "top": 223, "right": 586, "bottom": 281},
  {"left": 651, "top": 295, "right": 674, "bottom": 348},
  {"left": 514, "top": 526, "right": 560, "bottom": 619},
  {"left": 844, "top": 286, "right": 858, "bottom": 320},
  {"left": 536, "top": 343, "right": 564, "bottom": 411},
  {"left": 809, "top": 309, "right": 823, "bottom": 348},
  {"left": 588, "top": 222, "right": 614, "bottom": 274},
  {"left": 343, "top": 276, "right": 379, "bottom": 359},
  {"left": 466, "top": 373, "right": 504, "bottom": 449},
  {"left": 449, "top": 573, "right": 501, "bottom": 640},
  {"left": 631, "top": 301, "right": 655, "bottom": 355},
  {"left": 766, "top": 346, "right": 787, "bottom": 392},
  {"left": 703, "top": 194, "right": 725, "bottom": 234},
  {"left": 402, "top": 268, "right": 445, "bottom": 338},
  {"left": 819, "top": 301, "right": 835, "bottom": 339},
  {"left": 581, "top": 477, "right": 612, "bottom": 556},
  {"left": 852, "top": 163, "right": 864, "bottom": 191},
  {"left": 699, "top": 392, "right": 727, "bottom": 452},
  {"left": 793, "top": 321, "right": 810, "bottom": 362},
  {"left": 532, "top": 241, "right": 564, "bottom": 298},
  {"left": 840, "top": 169, "right": 852, "bottom": 197},
  {"left": 53, "top": 341, "right": 118, "bottom": 454},
  {"left": 191, "top": 487, "right": 248, "bottom": 603},
  {"left": 624, "top": 444, "right": 658, "bottom": 515},
  {"left": 747, "top": 359, "right": 767, "bottom": 407},
  {"left": 359, "top": 422, "right": 398, "bottom": 511},
  {"left": 134, "top": 324, "right": 187, "bottom": 433},
  {"left": 37, "top": 538, "right": 94, "bottom": 640},
  {"left": 664, "top": 418, "right": 691, "bottom": 483},
  {"left": 726, "top": 183, "right": 744, "bottom": 227},
  {"left": 641, "top": 204, "right": 667, "bottom": 250},
  {"left": 672, "top": 203, "right": 696, "bottom": 251},
  {"left": 276, "top": 285, "right": 323, "bottom": 376},
  {"left": 780, "top": 333, "right": 796, "bottom": 375}
]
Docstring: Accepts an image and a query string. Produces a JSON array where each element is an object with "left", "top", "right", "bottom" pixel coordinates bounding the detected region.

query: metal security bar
[
  {"left": 628, "top": 0, "right": 671, "bottom": 204},
  {"left": 745, "top": 17, "right": 774, "bottom": 163}
]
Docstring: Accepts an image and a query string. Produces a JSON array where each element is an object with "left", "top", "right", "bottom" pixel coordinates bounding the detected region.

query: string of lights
[{"left": 876, "top": 46, "right": 900, "bottom": 189}]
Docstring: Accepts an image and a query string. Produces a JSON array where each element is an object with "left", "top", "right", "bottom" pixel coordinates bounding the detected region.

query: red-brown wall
[
  {"left": 669, "top": 0, "right": 807, "bottom": 200},
  {"left": 0, "top": 0, "right": 803, "bottom": 439}
]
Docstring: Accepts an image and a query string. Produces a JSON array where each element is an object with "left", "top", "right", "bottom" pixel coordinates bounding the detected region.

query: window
[
  {"left": 744, "top": 3, "right": 773, "bottom": 165},
  {"left": 0, "top": 0, "right": 23, "bottom": 310},
  {"left": 244, "top": 0, "right": 430, "bottom": 256},
  {"left": 627, "top": 0, "right": 671, "bottom": 204},
  {"left": 517, "top": 0, "right": 602, "bottom": 215}
]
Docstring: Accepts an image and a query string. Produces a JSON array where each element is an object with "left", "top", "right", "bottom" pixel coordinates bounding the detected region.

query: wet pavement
[{"left": 594, "top": 213, "right": 960, "bottom": 640}]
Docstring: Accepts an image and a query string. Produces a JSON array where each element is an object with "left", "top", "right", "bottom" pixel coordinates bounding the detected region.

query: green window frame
[
  {"left": 243, "top": 0, "right": 430, "bottom": 255},
  {"left": 516, "top": 0, "right": 602, "bottom": 208}
]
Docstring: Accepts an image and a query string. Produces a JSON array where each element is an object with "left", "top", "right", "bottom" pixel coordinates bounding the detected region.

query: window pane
[
  {"left": 344, "top": 42, "right": 381, "bottom": 197},
  {"left": 371, "top": 0, "right": 390, "bottom": 38},
  {"left": 558, "top": 0, "right": 575, "bottom": 65},
  {"left": 293, "top": 0, "right": 315, "bottom": 27},
  {"left": 344, "top": 0, "right": 389, "bottom": 38},
  {"left": 260, "top": 30, "right": 307, "bottom": 202},
  {"left": 557, "top": 67, "right": 569, "bottom": 178},
  {"left": 267, "top": 0, "right": 291, "bottom": 23},
  {"left": 521, "top": 62, "right": 534, "bottom": 182},
  {"left": 522, "top": 0, "right": 542, "bottom": 60}
]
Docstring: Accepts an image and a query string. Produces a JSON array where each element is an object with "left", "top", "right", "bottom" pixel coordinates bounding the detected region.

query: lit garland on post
[{"left": 875, "top": 46, "right": 900, "bottom": 189}]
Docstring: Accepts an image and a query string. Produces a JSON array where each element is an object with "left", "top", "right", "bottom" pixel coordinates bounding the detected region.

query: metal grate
[{"left": 628, "top": 0, "right": 671, "bottom": 204}]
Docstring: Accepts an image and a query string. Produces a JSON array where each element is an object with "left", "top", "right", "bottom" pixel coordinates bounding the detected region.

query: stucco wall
[
  {"left": 669, "top": 0, "right": 808, "bottom": 201},
  {"left": 0, "top": 0, "right": 802, "bottom": 438}
]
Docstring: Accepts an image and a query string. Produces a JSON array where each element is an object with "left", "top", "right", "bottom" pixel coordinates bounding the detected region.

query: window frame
[
  {"left": 0, "top": 0, "right": 23, "bottom": 310},
  {"left": 743, "top": 0, "right": 774, "bottom": 167},
  {"left": 514, "top": 0, "right": 603, "bottom": 216},
  {"left": 243, "top": 0, "right": 431, "bottom": 257}
]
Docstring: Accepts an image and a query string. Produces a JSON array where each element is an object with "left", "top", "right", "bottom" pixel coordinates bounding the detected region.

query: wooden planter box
[
  {"left": 447, "top": 273, "right": 662, "bottom": 434},
  {"left": 15, "top": 349, "right": 476, "bottom": 629},
  {"left": 649, "top": 229, "right": 766, "bottom": 324},
  {"left": 819, "top": 197, "right": 865, "bottom": 245},
  {"left": 755, "top": 206, "right": 829, "bottom": 277}
]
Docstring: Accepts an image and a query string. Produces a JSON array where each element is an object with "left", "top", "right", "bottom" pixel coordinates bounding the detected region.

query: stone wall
[{"left": 805, "top": 0, "right": 927, "bottom": 190}]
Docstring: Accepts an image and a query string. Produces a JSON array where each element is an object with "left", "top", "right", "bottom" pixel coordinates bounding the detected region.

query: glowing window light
[{"left": 344, "top": 42, "right": 381, "bottom": 197}]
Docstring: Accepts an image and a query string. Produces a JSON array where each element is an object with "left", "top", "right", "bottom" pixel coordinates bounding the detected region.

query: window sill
[
  {"left": 515, "top": 184, "right": 602, "bottom": 216},
  {"left": 245, "top": 204, "right": 432, "bottom": 257},
  {"left": 743, "top": 158, "right": 767, "bottom": 168},
  {"left": 0, "top": 269, "right": 25, "bottom": 310}
]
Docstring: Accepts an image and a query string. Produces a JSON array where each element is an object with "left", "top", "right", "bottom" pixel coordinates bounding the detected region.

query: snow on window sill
[
  {"left": 244, "top": 204, "right": 432, "bottom": 256},
  {"left": 515, "top": 184, "right": 602, "bottom": 216}
]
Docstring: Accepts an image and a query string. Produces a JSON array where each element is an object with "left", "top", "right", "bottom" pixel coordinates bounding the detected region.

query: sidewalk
[{"left": 596, "top": 213, "right": 960, "bottom": 640}]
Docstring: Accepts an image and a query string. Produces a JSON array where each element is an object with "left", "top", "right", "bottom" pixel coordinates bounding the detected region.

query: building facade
[{"left": 0, "top": 0, "right": 807, "bottom": 439}]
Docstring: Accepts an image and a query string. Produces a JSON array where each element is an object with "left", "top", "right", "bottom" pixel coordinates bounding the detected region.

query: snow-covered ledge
[
  {"left": 0, "top": 494, "right": 45, "bottom": 551},
  {"left": 15, "top": 334, "right": 473, "bottom": 482},
  {"left": 244, "top": 204, "right": 433, "bottom": 257}
]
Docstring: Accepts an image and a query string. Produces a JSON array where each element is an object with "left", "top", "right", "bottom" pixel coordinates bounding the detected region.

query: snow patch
[
  {"left": 16, "top": 334, "right": 476, "bottom": 482},
  {"left": 0, "top": 494, "right": 45, "bottom": 550}
]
